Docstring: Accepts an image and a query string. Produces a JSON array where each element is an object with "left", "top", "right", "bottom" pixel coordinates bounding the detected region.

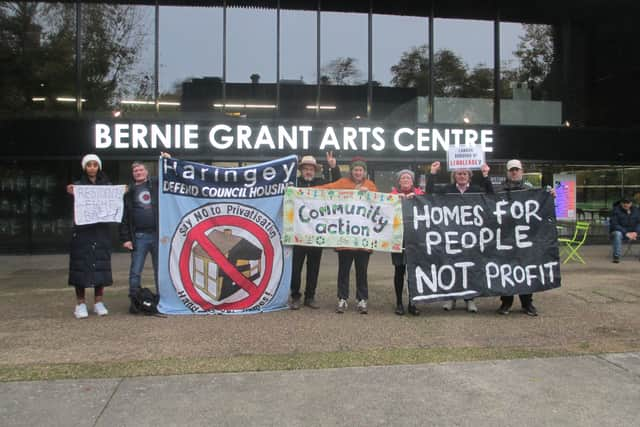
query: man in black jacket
[
  {"left": 495, "top": 159, "right": 538, "bottom": 316},
  {"left": 610, "top": 196, "right": 640, "bottom": 263},
  {"left": 289, "top": 152, "right": 341, "bottom": 309},
  {"left": 119, "top": 160, "right": 160, "bottom": 313}
]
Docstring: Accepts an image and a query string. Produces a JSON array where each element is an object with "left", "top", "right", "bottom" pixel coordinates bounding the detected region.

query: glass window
[
  {"left": 0, "top": 162, "right": 30, "bottom": 252},
  {"left": 500, "top": 22, "right": 562, "bottom": 126},
  {"left": 280, "top": 9, "right": 317, "bottom": 119},
  {"left": 225, "top": 4, "right": 277, "bottom": 119},
  {"left": 531, "top": 165, "right": 640, "bottom": 240},
  {"left": 228, "top": 5, "right": 276, "bottom": 84},
  {"left": 0, "top": 2, "right": 76, "bottom": 117},
  {"left": 433, "top": 18, "right": 494, "bottom": 125},
  {"left": 159, "top": 6, "right": 223, "bottom": 117},
  {"left": 372, "top": 14, "right": 428, "bottom": 123},
  {"left": 0, "top": 160, "right": 77, "bottom": 253},
  {"left": 30, "top": 161, "right": 75, "bottom": 251},
  {"left": 320, "top": 11, "right": 367, "bottom": 120},
  {"left": 81, "top": 4, "right": 154, "bottom": 117}
]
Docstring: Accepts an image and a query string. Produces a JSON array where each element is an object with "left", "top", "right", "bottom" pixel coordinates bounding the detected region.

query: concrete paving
[
  {"left": 1, "top": 353, "right": 639, "bottom": 427},
  {"left": 1, "top": 245, "right": 639, "bottom": 426}
]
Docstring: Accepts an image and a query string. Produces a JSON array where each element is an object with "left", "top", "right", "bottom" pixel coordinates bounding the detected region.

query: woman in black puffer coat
[{"left": 67, "top": 154, "right": 113, "bottom": 319}]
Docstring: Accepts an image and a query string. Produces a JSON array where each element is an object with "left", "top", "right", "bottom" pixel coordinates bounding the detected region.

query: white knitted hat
[{"left": 81, "top": 154, "right": 102, "bottom": 170}]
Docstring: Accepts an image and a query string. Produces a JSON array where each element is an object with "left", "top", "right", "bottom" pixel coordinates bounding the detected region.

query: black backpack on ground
[{"left": 131, "top": 287, "right": 160, "bottom": 315}]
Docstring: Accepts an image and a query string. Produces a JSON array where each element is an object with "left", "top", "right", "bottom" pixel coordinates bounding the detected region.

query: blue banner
[{"left": 158, "top": 156, "right": 297, "bottom": 314}]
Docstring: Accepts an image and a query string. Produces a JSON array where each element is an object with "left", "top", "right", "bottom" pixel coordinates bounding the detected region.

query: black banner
[{"left": 405, "top": 189, "right": 561, "bottom": 303}]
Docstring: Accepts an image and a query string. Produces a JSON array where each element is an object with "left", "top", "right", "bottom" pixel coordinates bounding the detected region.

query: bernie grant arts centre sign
[{"left": 93, "top": 122, "right": 494, "bottom": 158}]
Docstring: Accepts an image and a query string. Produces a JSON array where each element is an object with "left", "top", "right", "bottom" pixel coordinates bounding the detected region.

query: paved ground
[
  {"left": 1, "top": 352, "right": 639, "bottom": 426},
  {"left": 1, "top": 245, "right": 638, "bottom": 366},
  {"left": 0, "top": 245, "right": 639, "bottom": 425}
]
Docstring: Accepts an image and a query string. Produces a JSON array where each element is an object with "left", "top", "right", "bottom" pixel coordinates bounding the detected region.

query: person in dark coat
[
  {"left": 426, "top": 160, "right": 493, "bottom": 313},
  {"left": 495, "top": 159, "right": 554, "bottom": 316},
  {"left": 289, "top": 151, "right": 341, "bottom": 310},
  {"left": 67, "top": 154, "right": 114, "bottom": 319},
  {"left": 609, "top": 196, "right": 640, "bottom": 263}
]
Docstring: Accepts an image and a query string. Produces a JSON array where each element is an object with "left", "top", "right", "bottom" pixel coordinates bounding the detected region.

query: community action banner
[
  {"left": 405, "top": 189, "right": 561, "bottom": 303},
  {"left": 73, "top": 185, "right": 126, "bottom": 225},
  {"left": 283, "top": 187, "right": 403, "bottom": 252},
  {"left": 158, "top": 155, "right": 297, "bottom": 314}
]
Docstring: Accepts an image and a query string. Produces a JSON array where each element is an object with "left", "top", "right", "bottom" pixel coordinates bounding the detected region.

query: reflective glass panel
[
  {"left": 500, "top": 22, "right": 562, "bottom": 126},
  {"left": 372, "top": 13, "right": 428, "bottom": 123},
  {"left": 433, "top": 18, "right": 494, "bottom": 125},
  {"left": 320, "top": 11, "right": 367, "bottom": 120},
  {"left": 0, "top": 2, "right": 76, "bottom": 117},
  {"left": 81, "top": 4, "right": 154, "bottom": 116},
  {"left": 226, "top": 4, "right": 277, "bottom": 119},
  {"left": 280, "top": 9, "right": 317, "bottom": 119},
  {"left": 159, "top": 6, "right": 223, "bottom": 116}
]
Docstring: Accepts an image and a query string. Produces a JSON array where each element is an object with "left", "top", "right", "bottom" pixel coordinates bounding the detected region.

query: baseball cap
[{"left": 506, "top": 159, "right": 522, "bottom": 170}]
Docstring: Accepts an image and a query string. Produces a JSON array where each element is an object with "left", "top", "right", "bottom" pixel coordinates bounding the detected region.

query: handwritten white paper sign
[{"left": 74, "top": 185, "right": 126, "bottom": 225}]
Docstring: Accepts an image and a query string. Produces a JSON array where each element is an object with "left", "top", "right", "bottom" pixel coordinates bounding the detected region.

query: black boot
[
  {"left": 407, "top": 303, "right": 420, "bottom": 316},
  {"left": 394, "top": 303, "right": 405, "bottom": 315}
]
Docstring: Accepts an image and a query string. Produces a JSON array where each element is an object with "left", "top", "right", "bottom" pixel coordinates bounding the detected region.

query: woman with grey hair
[{"left": 390, "top": 169, "right": 424, "bottom": 315}]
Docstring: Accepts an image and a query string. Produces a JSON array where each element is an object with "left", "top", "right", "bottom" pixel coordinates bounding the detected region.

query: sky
[{"left": 135, "top": 7, "right": 526, "bottom": 93}]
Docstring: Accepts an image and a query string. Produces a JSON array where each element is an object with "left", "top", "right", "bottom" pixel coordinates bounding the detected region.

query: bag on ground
[{"left": 132, "top": 287, "right": 159, "bottom": 315}]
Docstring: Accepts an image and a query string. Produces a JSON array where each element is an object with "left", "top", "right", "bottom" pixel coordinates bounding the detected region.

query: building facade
[{"left": 1, "top": 0, "right": 639, "bottom": 252}]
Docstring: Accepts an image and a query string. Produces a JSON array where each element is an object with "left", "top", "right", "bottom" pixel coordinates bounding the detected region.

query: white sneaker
[
  {"left": 466, "top": 300, "right": 478, "bottom": 313},
  {"left": 94, "top": 302, "right": 109, "bottom": 316},
  {"left": 74, "top": 303, "right": 88, "bottom": 319},
  {"left": 443, "top": 300, "right": 456, "bottom": 311},
  {"left": 357, "top": 299, "right": 368, "bottom": 314},
  {"left": 336, "top": 299, "right": 348, "bottom": 313}
]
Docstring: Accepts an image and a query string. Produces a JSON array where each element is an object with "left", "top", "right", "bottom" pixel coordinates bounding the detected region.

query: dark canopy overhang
[{"left": 38, "top": 1, "right": 640, "bottom": 24}]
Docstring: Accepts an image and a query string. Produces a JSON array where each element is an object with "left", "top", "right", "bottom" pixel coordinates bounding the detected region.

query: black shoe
[
  {"left": 612, "top": 257, "right": 620, "bottom": 263},
  {"left": 303, "top": 298, "right": 320, "bottom": 309},
  {"left": 407, "top": 304, "right": 420, "bottom": 316},
  {"left": 395, "top": 303, "right": 405, "bottom": 315},
  {"left": 129, "top": 302, "right": 140, "bottom": 314},
  {"left": 497, "top": 304, "right": 510, "bottom": 315},
  {"left": 522, "top": 305, "right": 538, "bottom": 316}
]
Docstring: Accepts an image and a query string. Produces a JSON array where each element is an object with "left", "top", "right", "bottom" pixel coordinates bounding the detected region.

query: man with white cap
[
  {"left": 496, "top": 158, "right": 554, "bottom": 316},
  {"left": 289, "top": 151, "right": 340, "bottom": 309}
]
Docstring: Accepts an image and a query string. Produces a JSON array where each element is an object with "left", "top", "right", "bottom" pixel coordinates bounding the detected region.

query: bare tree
[{"left": 321, "top": 57, "right": 362, "bottom": 85}]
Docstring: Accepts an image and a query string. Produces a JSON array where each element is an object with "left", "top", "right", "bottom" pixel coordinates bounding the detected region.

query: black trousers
[
  {"left": 500, "top": 294, "right": 533, "bottom": 308},
  {"left": 290, "top": 245, "right": 323, "bottom": 300},
  {"left": 394, "top": 265, "right": 406, "bottom": 305},
  {"left": 337, "top": 250, "right": 370, "bottom": 301}
]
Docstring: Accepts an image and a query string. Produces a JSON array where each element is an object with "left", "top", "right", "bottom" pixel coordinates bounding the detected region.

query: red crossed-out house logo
[{"left": 169, "top": 202, "right": 283, "bottom": 312}]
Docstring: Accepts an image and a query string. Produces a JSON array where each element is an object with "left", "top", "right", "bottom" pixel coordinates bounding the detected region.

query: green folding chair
[{"left": 558, "top": 221, "right": 590, "bottom": 264}]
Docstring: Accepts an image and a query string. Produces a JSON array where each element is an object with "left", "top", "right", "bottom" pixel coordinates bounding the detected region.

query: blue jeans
[
  {"left": 610, "top": 230, "right": 627, "bottom": 258},
  {"left": 129, "top": 231, "right": 158, "bottom": 297}
]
